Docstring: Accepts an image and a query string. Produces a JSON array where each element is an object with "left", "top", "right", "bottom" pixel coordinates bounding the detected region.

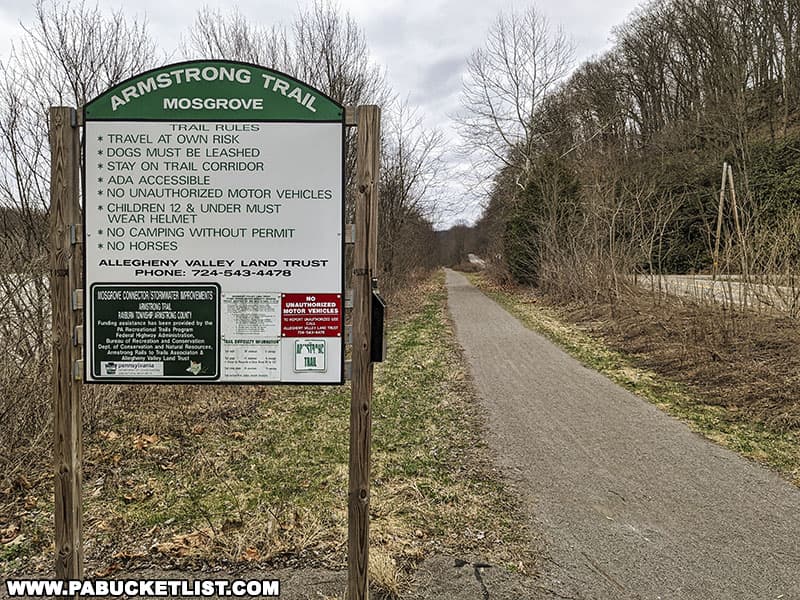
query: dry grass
[
  {"left": 369, "top": 547, "right": 402, "bottom": 597},
  {"left": 470, "top": 273, "right": 800, "bottom": 486},
  {"left": 568, "top": 293, "right": 800, "bottom": 430},
  {"left": 1, "top": 270, "right": 536, "bottom": 593}
]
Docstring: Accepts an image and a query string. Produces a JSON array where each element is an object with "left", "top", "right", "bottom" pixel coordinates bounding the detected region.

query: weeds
[
  {"left": 469, "top": 273, "right": 800, "bottom": 486},
  {"left": 1, "top": 271, "right": 535, "bottom": 591}
]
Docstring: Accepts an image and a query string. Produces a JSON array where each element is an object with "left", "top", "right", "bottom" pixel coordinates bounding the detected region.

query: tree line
[
  {"left": 0, "top": 0, "right": 442, "bottom": 285},
  {"left": 456, "top": 0, "right": 800, "bottom": 306}
]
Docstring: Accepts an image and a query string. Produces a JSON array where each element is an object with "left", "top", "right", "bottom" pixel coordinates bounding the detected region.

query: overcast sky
[{"left": 0, "top": 0, "right": 643, "bottom": 227}]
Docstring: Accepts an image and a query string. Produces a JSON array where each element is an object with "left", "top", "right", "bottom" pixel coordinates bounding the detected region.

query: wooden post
[
  {"left": 727, "top": 164, "right": 749, "bottom": 303},
  {"left": 347, "top": 105, "right": 380, "bottom": 600},
  {"left": 49, "top": 106, "right": 84, "bottom": 580},
  {"left": 712, "top": 161, "right": 727, "bottom": 280},
  {"left": 727, "top": 165, "right": 744, "bottom": 249}
]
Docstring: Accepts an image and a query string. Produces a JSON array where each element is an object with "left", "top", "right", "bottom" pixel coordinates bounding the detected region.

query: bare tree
[
  {"left": 463, "top": 0, "right": 800, "bottom": 327},
  {"left": 456, "top": 6, "right": 574, "bottom": 189},
  {"left": 14, "top": 0, "right": 156, "bottom": 109},
  {"left": 184, "top": 7, "right": 292, "bottom": 71},
  {"left": 291, "top": 1, "right": 390, "bottom": 109},
  {"left": 184, "top": 1, "right": 390, "bottom": 108},
  {"left": 290, "top": 0, "right": 393, "bottom": 223},
  {"left": 379, "top": 100, "right": 444, "bottom": 283},
  {"left": 184, "top": 0, "right": 392, "bottom": 224},
  {"left": 0, "top": 0, "right": 156, "bottom": 478}
]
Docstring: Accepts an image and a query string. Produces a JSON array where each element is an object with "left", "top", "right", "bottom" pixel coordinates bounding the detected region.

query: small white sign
[
  {"left": 294, "top": 339, "right": 326, "bottom": 372},
  {"left": 222, "top": 338, "right": 280, "bottom": 380},
  {"left": 222, "top": 292, "right": 281, "bottom": 338}
]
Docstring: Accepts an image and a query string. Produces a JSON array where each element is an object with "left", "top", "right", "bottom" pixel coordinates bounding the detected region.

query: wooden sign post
[
  {"left": 347, "top": 105, "right": 381, "bottom": 600},
  {"left": 49, "top": 106, "right": 84, "bottom": 579},
  {"left": 48, "top": 85, "right": 381, "bottom": 597}
]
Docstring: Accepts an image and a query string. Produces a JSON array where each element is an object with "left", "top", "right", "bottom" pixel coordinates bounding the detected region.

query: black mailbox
[{"left": 371, "top": 279, "right": 386, "bottom": 363}]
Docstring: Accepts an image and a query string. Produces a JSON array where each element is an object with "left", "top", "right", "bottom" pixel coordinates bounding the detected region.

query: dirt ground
[
  {"left": 1, "top": 555, "right": 558, "bottom": 599},
  {"left": 145, "top": 554, "right": 549, "bottom": 599}
]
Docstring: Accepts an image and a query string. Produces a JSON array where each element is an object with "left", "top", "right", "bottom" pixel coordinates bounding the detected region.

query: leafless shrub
[
  {"left": 185, "top": 2, "right": 440, "bottom": 293},
  {"left": 0, "top": 0, "right": 156, "bottom": 481},
  {"left": 379, "top": 100, "right": 444, "bottom": 290}
]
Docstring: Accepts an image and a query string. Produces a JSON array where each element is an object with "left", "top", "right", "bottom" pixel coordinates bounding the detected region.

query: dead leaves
[
  {"left": 93, "top": 431, "right": 174, "bottom": 471},
  {"left": 133, "top": 434, "right": 160, "bottom": 451},
  {"left": 119, "top": 478, "right": 159, "bottom": 503},
  {"left": 1, "top": 522, "right": 25, "bottom": 549},
  {"left": 12, "top": 474, "right": 31, "bottom": 491},
  {"left": 99, "top": 431, "right": 163, "bottom": 453},
  {"left": 98, "top": 430, "right": 120, "bottom": 442},
  {"left": 91, "top": 550, "right": 147, "bottom": 577},
  {"left": 155, "top": 528, "right": 215, "bottom": 558},
  {"left": 93, "top": 563, "right": 122, "bottom": 578},
  {"left": 241, "top": 546, "right": 260, "bottom": 562},
  {"left": 1, "top": 523, "right": 21, "bottom": 543},
  {"left": 153, "top": 530, "right": 266, "bottom": 565}
]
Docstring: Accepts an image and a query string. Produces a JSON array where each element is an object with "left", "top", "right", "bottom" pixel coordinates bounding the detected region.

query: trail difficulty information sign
[{"left": 83, "top": 60, "right": 345, "bottom": 383}]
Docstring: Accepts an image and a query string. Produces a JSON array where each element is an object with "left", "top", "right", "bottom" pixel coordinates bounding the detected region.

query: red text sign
[{"left": 281, "top": 293, "right": 342, "bottom": 337}]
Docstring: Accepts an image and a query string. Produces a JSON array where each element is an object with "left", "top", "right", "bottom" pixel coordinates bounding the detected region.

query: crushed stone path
[{"left": 445, "top": 269, "right": 800, "bottom": 600}]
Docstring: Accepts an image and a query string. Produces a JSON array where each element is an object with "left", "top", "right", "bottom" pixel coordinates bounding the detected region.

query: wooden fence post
[
  {"left": 712, "top": 161, "right": 728, "bottom": 280},
  {"left": 49, "top": 106, "right": 84, "bottom": 580},
  {"left": 726, "top": 164, "right": 750, "bottom": 307},
  {"left": 347, "top": 105, "right": 380, "bottom": 600}
]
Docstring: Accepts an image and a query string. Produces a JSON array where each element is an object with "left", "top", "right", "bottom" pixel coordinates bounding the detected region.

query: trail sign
[{"left": 83, "top": 60, "right": 345, "bottom": 383}]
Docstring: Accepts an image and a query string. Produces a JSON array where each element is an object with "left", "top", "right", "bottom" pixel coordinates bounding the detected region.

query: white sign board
[{"left": 83, "top": 61, "right": 345, "bottom": 384}]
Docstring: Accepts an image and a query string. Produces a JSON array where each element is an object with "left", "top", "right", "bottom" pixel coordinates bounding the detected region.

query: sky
[{"left": 0, "top": 0, "right": 643, "bottom": 227}]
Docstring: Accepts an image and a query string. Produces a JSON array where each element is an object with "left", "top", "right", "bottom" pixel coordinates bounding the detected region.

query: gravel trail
[{"left": 445, "top": 269, "right": 800, "bottom": 600}]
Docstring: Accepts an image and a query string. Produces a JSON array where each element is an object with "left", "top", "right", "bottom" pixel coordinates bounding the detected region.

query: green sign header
[{"left": 84, "top": 60, "right": 343, "bottom": 122}]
